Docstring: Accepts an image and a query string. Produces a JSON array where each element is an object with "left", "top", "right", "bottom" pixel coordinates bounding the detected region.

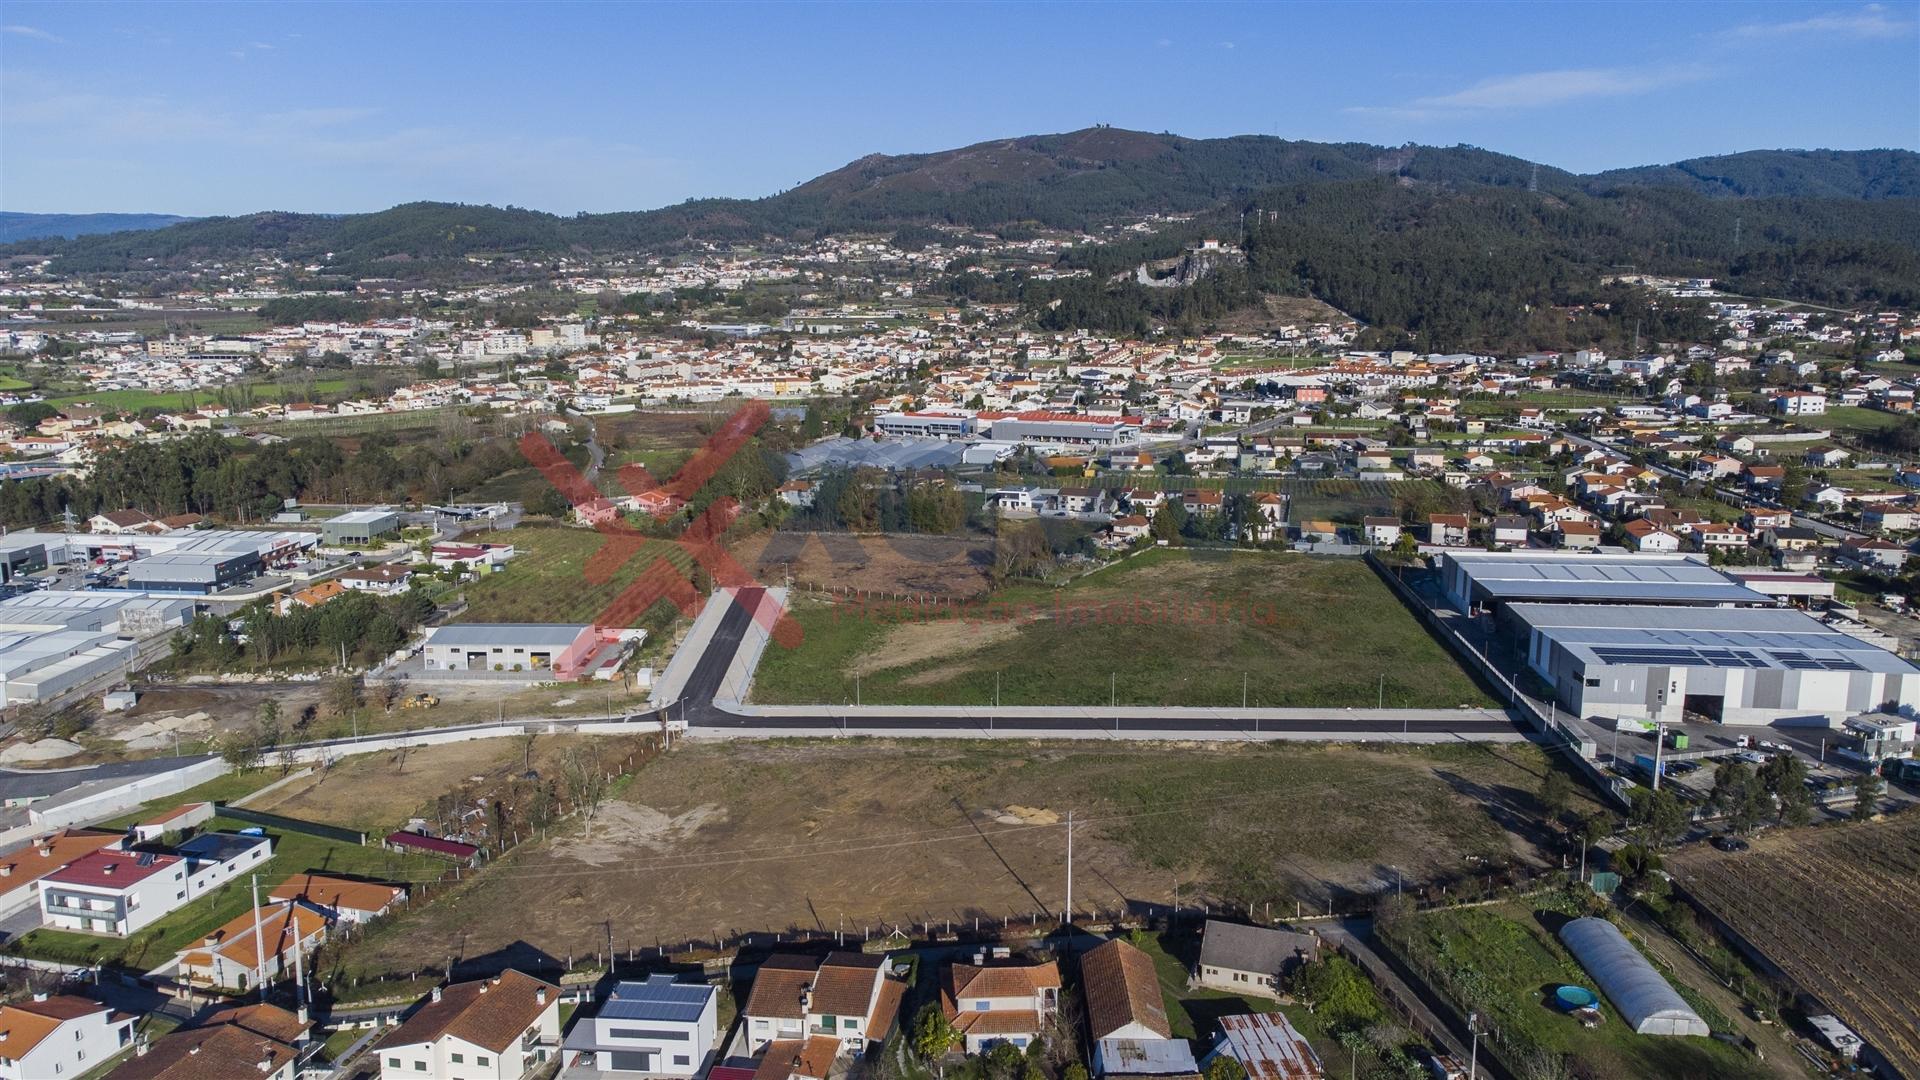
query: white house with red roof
[{"left": 38, "top": 849, "right": 189, "bottom": 936}]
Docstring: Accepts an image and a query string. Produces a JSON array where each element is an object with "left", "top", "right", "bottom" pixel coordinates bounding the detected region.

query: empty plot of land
[
  {"left": 1670, "top": 815, "right": 1920, "bottom": 1078},
  {"left": 732, "top": 531, "right": 994, "bottom": 599},
  {"left": 457, "top": 523, "right": 691, "bottom": 626},
  {"left": 343, "top": 738, "right": 1577, "bottom": 975},
  {"left": 751, "top": 549, "right": 1494, "bottom": 708}
]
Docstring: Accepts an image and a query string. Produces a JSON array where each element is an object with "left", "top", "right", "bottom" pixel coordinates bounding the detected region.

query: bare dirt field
[
  {"left": 1670, "top": 813, "right": 1920, "bottom": 1078},
  {"left": 246, "top": 733, "right": 606, "bottom": 835},
  {"left": 344, "top": 738, "right": 1590, "bottom": 977},
  {"left": 730, "top": 531, "right": 994, "bottom": 599}
]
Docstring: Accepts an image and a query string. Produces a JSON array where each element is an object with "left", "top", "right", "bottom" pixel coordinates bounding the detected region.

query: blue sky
[{"left": 2, "top": 1, "right": 1916, "bottom": 216}]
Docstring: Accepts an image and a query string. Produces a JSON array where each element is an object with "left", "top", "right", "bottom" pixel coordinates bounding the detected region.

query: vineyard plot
[{"left": 1670, "top": 814, "right": 1920, "bottom": 1078}]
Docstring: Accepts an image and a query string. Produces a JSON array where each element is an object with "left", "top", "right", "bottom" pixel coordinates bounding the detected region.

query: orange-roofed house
[
  {"left": 751, "top": 1035, "right": 840, "bottom": 1080},
  {"left": 939, "top": 959, "right": 1061, "bottom": 1053},
  {"left": 373, "top": 969, "right": 560, "bottom": 1080},
  {"left": 269, "top": 873, "right": 406, "bottom": 924},
  {"left": 277, "top": 579, "right": 347, "bottom": 614},
  {"left": 175, "top": 901, "right": 329, "bottom": 992},
  {"left": 0, "top": 994, "right": 135, "bottom": 1080},
  {"left": 0, "top": 828, "right": 125, "bottom": 917}
]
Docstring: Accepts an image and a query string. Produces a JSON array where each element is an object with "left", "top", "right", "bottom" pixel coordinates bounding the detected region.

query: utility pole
[
  {"left": 1652, "top": 722, "right": 1666, "bottom": 791},
  {"left": 1065, "top": 810, "right": 1074, "bottom": 923},
  {"left": 289, "top": 907, "right": 309, "bottom": 1024},
  {"left": 1110, "top": 672, "right": 1116, "bottom": 709},
  {"left": 1468, "top": 1012, "right": 1481, "bottom": 1080},
  {"left": 1378, "top": 672, "right": 1385, "bottom": 710},
  {"left": 250, "top": 875, "right": 267, "bottom": 1003},
  {"left": 1242, "top": 673, "right": 1248, "bottom": 710}
]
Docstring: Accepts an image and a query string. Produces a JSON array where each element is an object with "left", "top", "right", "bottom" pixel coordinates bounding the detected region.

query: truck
[
  {"left": 1883, "top": 757, "right": 1920, "bottom": 786},
  {"left": 1633, "top": 753, "right": 1666, "bottom": 779}
]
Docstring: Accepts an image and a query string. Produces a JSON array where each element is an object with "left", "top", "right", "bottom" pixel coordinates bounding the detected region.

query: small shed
[
  {"left": 1557, "top": 917, "right": 1709, "bottom": 1037},
  {"left": 386, "top": 830, "right": 480, "bottom": 864}
]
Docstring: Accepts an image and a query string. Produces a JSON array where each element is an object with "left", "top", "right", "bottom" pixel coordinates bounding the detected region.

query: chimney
[
  {"left": 431, "top": 986, "right": 442, "bottom": 1003},
  {"left": 1, "top": 865, "right": 12, "bottom": 877},
  {"left": 36, "top": 844, "right": 51, "bottom": 858},
  {"left": 536, "top": 988, "right": 548, "bottom": 1006},
  {"left": 31, "top": 992, "right": 47, "bottom": 1003},
  {"left": 257, "top": 1055, "right": 274, "bottom": 1072},
  {"left": 135, "top": 1036, "right": 149, "bottom": 1057},
  {"left": 102, "top": 863, "right": 116, "bottom": 876}
]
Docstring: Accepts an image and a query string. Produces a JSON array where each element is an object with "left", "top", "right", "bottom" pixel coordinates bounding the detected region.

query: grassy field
[
  {"left": 49, "top": 378, "right": 354, "bottom": 413},
  {"left": 1379, "top": 900, "right": 1783, "bottom": 1080},
  {"left": 1821, "top": 405, "right": 1909, "bottom": 440},
  {"left": 752, "top": 549, "right": 1494, "bottom": 708},
  {"left": 334, "top": 738, "right": 1582, "bottom": 976},
  {"left": 457, "top": 523, "right": 692, "bottom": 627},
  {"left": 6, "top": 815, "right": 442, "bottom": 971}
]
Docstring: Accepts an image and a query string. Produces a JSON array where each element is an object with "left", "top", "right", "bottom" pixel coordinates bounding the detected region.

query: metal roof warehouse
[
  {"left": 1513, "top": 603, "right": 1920, "bottom": 725},
  {"left": 1439, "top": 550, "right": 1772, "bottom": 613}
]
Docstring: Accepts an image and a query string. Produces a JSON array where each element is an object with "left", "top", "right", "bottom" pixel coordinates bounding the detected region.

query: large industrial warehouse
[
  {"left": 1513, "top": 603, "right": 1920, "bottom": 725},
  {"left": 1440, "top": 550, "right": 1774, "bottom": 613}
]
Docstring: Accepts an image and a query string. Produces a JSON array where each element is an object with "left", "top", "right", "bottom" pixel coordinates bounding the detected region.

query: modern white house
[
  {"left": 562, "top": 974, "right": 717, "bottom": 1076},
  {"left": 38, "top": 850, "right": 189, "bottom": 936},
  {"left": 0, "top": 995, "right": 136, "bottom": 1080},
  {"left": 375, "top": 971, "right": 561, "bottom": 1080},
  {"left": 176, "top": 831, "right": 273, "bottom": 899}
]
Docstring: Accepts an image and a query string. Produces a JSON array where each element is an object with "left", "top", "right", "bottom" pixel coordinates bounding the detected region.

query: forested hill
[
  {"left": 13, "top": 129, "right": 1916, "bottom": 273},
  {"left": 0, "top": 212, "right": 194, "bottom": 244}
]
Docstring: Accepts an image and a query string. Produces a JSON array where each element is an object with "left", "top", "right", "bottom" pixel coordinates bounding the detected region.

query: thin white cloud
[
  {"left": 2, "top": 24, "right": 66, "bottom": 43},
  {"left": 1726, "top": 3, "right": 1915, "bottom": 40},
  {"left": 1345, "top": 63, "right": 1712, "bottom": 119},
  {"left": 1413, "top": 65, "right": 1708, "bottom": 110}
]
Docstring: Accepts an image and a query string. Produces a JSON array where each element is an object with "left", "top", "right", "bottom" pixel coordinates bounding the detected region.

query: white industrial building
[
  {"left": 0, "top": 630, "right": 137, "bottom": 707},
  {"left": 1439, "top": 550, "right": 1773, "bottom": 614},
  {"left": 1513, "top": 603, "right": 1920, "bottom": 725}
]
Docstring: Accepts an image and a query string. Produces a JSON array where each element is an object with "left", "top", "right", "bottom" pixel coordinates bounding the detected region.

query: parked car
[{"left": 1711, "top": 835, "right": 1750, "bottom": 852}]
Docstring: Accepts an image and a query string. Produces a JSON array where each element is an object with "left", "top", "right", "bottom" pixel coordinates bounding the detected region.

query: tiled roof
[
  {"left": 744, "top": 954, "right": 819, "bottom": 1020},
  {"left": 0, "top": 996, "right": 115, "bottom": 1061},
  {"left": 44, "top": 849, "right": 179, "bottom": 890},
  {"left": 752, "top": 1035, "right": 841, "bottom": 1080},
  {"left": 946, "top": 960, "right": 1061, "bottom": 1002},
  {"left": 808, "top": 952, "right": 882, "bottom": 1018},
  {"left": 1079, "top": 939, "right": 1171, "bottom": 1040},
  {"left": 374, "top": 970, "right": 558, "bottom": 1055},
  {"left": 865, "top": 977, "right": 908, "bottom": 1041},
  {"left": 111, "top": 1005, "right": 307, "bottom": 1080},
  {"left": 269, "top": 872, "right": 404, "bottom": 915},
  {"left": 950, "top": 1009, "right": 1043, "bottom": 1035},
  {"left": 0, "top": 829, "right": 124, "bottom": 896}
]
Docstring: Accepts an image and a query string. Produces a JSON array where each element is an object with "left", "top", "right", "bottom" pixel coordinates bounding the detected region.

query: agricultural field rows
[{"left": 1669, "top": 815, "right": 1920, "bottom": 1078}]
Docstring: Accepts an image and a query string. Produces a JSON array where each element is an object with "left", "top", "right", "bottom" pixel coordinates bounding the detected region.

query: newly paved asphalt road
[{"left": 673, "top": 587, "right": 1527, "bottom": 738}]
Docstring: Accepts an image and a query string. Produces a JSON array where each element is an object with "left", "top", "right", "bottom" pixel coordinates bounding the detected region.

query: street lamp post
[{"left": 1468, "top": 1011, "right": 1481, "bottom": 1080}]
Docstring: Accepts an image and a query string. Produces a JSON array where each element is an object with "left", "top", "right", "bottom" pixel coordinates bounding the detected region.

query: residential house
[
  {"left": 1746, "top": 464, "right": 1786, "bottom": 490},
  {"left": 1107, "top": 515, "right": 1151, "bottom": 547},
  {"left": 38, "top": 850, "right": 188, "bottom": 936},
  {"left": 1489, "top": 516, "right": 1529, "bottom": 548},
  {"left": 1742, "top": 507, "right": 1793, "bottom": 533},
  {"left": 775, "top": 481, "right": 816, "bottom": 509},
  {"left": 0, "top": 994, "right": 135, "bottom": 1080},
  {"left": 176, "top": 831, "right": 273, "bottom": 899},
  {"left": 1864, "top": 507, "right": 1920, "bottom": 533},
  {"left": 0, "top": 829, "right": 125, "bottom": 918},
  {"left": 1807, "top": 485, "right": 1849, "bottom": 510},
  {"left": 1191, "top": 920, "right": 1319, "bottom": 998},
  {"left": 940, "top": 959, "right": 1062, "bottom": 1053},
  {"left": 112, "top": 1004, "right": 310, "bottom": 1080},
  {"left": 338, "top": 564, "right": 414, "bottom": 595},
  {"left": 562, "top": 975, "right": 717, "bottom": 1077},
  {"left": 1179, "top": 490, "right": 1224, "bottom": 517},
  {"left": 1803, "top": 445, "right": 1851, "bottom": 468},
  {"left": 1427, "top": 514, "right": 1471, "bottom": 547},
  {"left": 1763, "top": 527, "right": 1823, "bottom": 553},
  {"left": 277, "top": 579, "right": 346, "bottom": 615},
  {"left": 1246, "top": 493, "right": 1286, "bottom": 542},
  {"left": 268, "top": 872, "right": 406, "bottom": 924},
  {"left": 1622, "top": 519, "right": 1682, "bottom": 553},
  {"left": 743, "top": 952, "right": 906, "bottom": 1057},
  {"left": 1081, "top": 939, "right": 1171, "bottom": 1043},
  {"left": 1842, "top": 537, "right": 1910, "bottom": 572},
  {"left": 374, "top": 970, "right": 561, "bottom": 1080},
  {"left": 1361, "top": 517, "right": 1402, "bottom": 546},
  {"left": 1693, "top": 523, "right": 1751, "bottom": 552},
  {"left": 175, "top": 901, "right": 329, "bottom": 993},
  {"left": 1296, "top": 520, "right": 1341, "bottom": 545},
  {"left": 1552, "top": 521, "right": 1602, "bottom": 550},
  {"left": 86, "top": 509, "right": 156, "bottom": 535},
  {"left": 1772, "top": 391, "right": 1827, "bottom": 416}
]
